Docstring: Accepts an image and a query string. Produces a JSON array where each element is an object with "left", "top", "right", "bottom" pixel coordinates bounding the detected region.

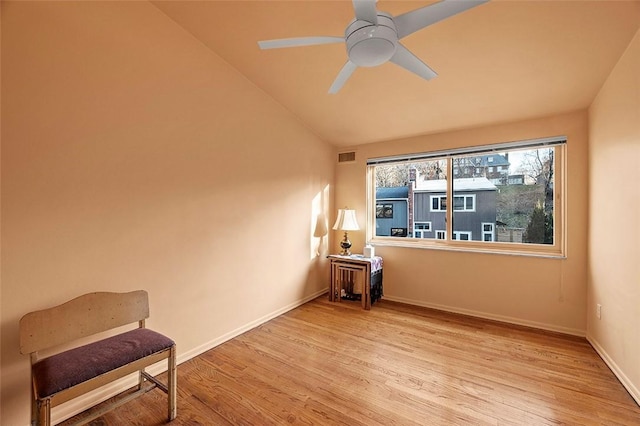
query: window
[
  {"left": 390, "top": 228, "right": 407, "bottom": 237},
  {"left": 376, "top": 204, "right": 393, "bottom": 218},
  {"left": 368, "top": 137, "right": 566, "bottom": 257},
  {"left": 453, "top": 195, "right": 475, "bottom": 212},
  {"left": 414, "top": 222, "right": 432, "bottom": 238},
  {"left": 482, "top": 223, "right": 495, "bottom": 242},
  {"left": 452, "top": 231, "right": 472, "bottom": 241},
  {"left": 431, "top": 196, "right": 446, "bottom": 212}
]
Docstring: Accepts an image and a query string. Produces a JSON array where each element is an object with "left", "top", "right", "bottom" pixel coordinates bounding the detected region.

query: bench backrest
[{"left": 19, "top": 290, "right": 150, "bottom": 355}]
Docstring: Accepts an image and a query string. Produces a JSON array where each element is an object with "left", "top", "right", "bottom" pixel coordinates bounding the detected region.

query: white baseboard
[
  {"left": 51, "top": 288, "right": 328, "bottom": 425},
  {"left": 382, "top": 295, "right": 586, "bottom": 337},
  {"left": 176, "top": 288, "right": 328, "bottom": 364},
  {"left": 587, "top": 336, "right": 640, "bottom": 406}
]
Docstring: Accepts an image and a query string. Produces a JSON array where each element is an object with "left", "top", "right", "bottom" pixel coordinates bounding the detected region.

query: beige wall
[
  {"left": 0, "top": 2, "right": 333, "bottom": 424},
  {"left": 335, "top": 111, "right": 589, "bottom": 335},
  {"left": 588, "top": 29, "right": 640, "bottom": 403}
]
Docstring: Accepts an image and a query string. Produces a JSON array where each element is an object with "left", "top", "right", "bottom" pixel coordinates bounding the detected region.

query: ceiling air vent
[{"left": 338, "top": 151, "right": 356, "bottom": 164}]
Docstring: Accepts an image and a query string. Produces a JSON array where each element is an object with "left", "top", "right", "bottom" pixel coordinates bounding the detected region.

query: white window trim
[
  {"left": 482, "top": 222, "right": 495, "bottom": 242},
  {"left": 452, "top": 231, "right": 472, "bottom": 241},
  {"left": 414, "top": 222, "right": 432, "bottom": 238},
  {"left": 453, "top": 194, "right": 475, "bottom": 212},
  {"left": 430, "top": 195, "right": 446, "bottom": 212}
]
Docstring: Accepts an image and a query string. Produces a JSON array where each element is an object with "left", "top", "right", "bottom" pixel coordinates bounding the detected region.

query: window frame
[{"left": 367, "top": 137, "right": 567, "bottom": 258}]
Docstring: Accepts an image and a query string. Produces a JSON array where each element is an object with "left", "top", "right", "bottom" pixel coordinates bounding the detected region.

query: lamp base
[{"left": 339, "top": 232, "right": 352, "bottom": 256}]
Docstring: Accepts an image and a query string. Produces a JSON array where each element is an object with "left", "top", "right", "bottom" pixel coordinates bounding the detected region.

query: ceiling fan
[{"left": 258, "top": 0, "right": 488, "bottom": 94}]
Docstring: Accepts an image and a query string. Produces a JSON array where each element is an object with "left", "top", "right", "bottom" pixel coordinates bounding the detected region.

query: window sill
[{"left": 368, "top": 237, "right": 566, "bottom": 259}]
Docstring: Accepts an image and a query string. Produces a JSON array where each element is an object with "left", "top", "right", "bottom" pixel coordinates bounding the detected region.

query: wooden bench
[{"left": 19, "top": 290, "right": 177, "bottom": 426}]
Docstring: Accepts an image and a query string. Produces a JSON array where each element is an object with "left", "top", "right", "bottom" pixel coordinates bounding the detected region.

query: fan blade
[
  {"left": 395, "top": 0, "right": 488, "bottom": 39},
  {"left": 352, "top": 0, "right": 378, "bottom": 25},
  {"left": 329, "top": 61, "right": 358, "bottom": 94},
  {"left": 258, "top": 36, "right": 344, "bottom": 50},
  {"left": 389, "top": 43, "right": 438, "bottom": 81}
]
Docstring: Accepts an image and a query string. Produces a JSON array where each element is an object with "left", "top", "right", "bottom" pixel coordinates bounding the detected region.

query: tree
[
  {"left": 452, "top": 157, "right": 476, "bottom": 178},
  {"left": 375, "top": 164, "right": 410, "bottom": 188},
  {"left": 517, "top": 148, "right": 554, "bottom": 215},
  {"left": 523, "top": 200, "right": 553, "bottom": 244},
  {"left": 375, "top": 160, "right": 446, "bottom": 188}
]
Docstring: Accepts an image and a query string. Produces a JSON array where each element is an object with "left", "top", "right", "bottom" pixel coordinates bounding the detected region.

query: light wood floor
[{"left": 66, "top": 296, "right": 640, "bottom": 425}]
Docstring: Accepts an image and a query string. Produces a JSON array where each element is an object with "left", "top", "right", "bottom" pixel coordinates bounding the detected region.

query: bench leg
[
  {"left": 31, "top": 381, "right": 37, "bottom": 426},
  {"left": 168, "top": 345, "right": 177, "bottom": 421},
  {"left": 138, "top": 369, "right": 145, "bottom": 391},
  {"left": 37, "top": 398, "right": 51, "bottom": 426}
]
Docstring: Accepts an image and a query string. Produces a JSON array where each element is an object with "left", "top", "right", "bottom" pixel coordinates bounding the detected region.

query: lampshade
[{"left": 332, "top": 209, "right": 360, "bottom": 231}]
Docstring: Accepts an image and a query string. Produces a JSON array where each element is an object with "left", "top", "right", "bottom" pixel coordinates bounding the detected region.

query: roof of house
[
  {"left": 376, "top": 186, "right": 409, "bottom": 200},
  {"left": 414, "top": 177, "right": 497, "bottom": 192},
  {"left": 463, "top": 154, "right": 510, "bottom": 167}
]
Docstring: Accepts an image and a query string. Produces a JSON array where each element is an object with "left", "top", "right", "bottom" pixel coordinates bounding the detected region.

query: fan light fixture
[
  {"left": 346, "top": 14, "right": 398, "bottom": 67},
  {"left": 258, "top": 0, "right": 488, "bottom": 93}
]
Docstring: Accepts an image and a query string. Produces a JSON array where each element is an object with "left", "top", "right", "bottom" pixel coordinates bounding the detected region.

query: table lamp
[{"left": 332, "top": 208, "right": 359, "bottom": 255}]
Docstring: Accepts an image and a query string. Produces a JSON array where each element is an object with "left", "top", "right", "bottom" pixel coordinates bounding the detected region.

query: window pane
[
  {"left": 374, "top": 159, "right": 446, "bottom": 238},
  {"left": 466, "top": 196, "right": 473, "bottom": 210},
  {"left": 452, "top": 147, "right": 555, "bottom": 244},
  {"left": 453, "top": 196, "right": 464, "bottom": 211}
]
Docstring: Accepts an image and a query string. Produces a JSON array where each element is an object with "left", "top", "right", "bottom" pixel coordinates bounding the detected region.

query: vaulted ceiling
[{"left": 152, "top": 1, "right": 640, "bottom": 147}]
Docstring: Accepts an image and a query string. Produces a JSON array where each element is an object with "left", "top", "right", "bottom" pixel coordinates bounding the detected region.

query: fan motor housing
[{"left": 345, "top": 14, "right": 398, "bottom": 67}]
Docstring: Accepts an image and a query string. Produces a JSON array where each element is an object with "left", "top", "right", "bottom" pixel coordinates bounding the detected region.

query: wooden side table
[{"left": 328, "top": 255, "right": 383, "bottom": 310}]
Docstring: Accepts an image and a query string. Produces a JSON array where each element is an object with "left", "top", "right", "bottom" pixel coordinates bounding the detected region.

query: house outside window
[
  {"left": 369, "top": 137, "right": 566, "bottom": 257},
  {"left": 374, "top": 187, "right": 409, "bottom": 237}
]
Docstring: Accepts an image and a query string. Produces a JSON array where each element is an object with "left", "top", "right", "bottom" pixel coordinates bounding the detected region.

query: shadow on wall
[
  {"left": 310, "top": 184, "right": 330, "bottom": 260},
  {"left": 291, "top": 184, "right": 331, "bottom": 302}
]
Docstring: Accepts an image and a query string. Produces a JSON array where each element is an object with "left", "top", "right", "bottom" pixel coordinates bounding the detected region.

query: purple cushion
[{"left": 33, "top": 328, "right": 174, "bottom": 398}]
